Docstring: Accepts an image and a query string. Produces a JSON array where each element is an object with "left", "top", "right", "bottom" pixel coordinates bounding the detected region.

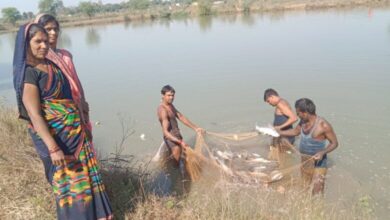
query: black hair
[
  {"left": 27, "top": 24, "right": 48, "bottom": 44},
  {"left": 37, "top": 14, "right": 60, "bottom": 30},
  {"left": 263, "top": 88, "right": 279, "bottom": 101},
  {"left": 295, "top": 98, "right": 316, "bottom": 114},
  {"left": 161, "top": 85, "right": 175, "bottom": 95}
]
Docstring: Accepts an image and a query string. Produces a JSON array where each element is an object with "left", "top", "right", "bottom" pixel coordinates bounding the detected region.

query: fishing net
[
  {"left": 151, "top": 131, "right": 372, "bottom": 217},
  {"left": 154, "top": 131, "right": 318, "bottom": 188}
]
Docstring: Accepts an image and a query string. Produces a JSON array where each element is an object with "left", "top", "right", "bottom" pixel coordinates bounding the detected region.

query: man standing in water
[
  {"left": 157, "top": 85, "right": 203, "bottom": 167},
  {"left": 277, "top": 98, "right": 338, "bottom": 194},
  {"left": 264, "top": 89, "right": 298, "bottom": 159}
]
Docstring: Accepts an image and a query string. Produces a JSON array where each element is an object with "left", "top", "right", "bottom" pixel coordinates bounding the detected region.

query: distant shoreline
[{"left": 1, "top": 0, "right": 389, "bottom": 34}]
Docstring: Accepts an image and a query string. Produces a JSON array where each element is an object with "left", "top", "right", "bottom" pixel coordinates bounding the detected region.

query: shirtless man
[
  {"left": 264, "top": 88, "right": 298, "bottom": 145},
  {"left": 264, "top": 89, "right": 298, "bottom": 162},
  {"left": 157, "top": 85, "right": 203, "bottom": 166},
  {"left": 277, "top": 98, "right": 338, "bottom": 194}
]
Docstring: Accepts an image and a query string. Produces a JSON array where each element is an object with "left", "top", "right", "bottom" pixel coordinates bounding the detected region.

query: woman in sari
[
  {"left": 13, "top": 23, "right": 113, "bottom": 219},
  {"left": 35, "top": 14, "right": 92, "bottom": 138}
]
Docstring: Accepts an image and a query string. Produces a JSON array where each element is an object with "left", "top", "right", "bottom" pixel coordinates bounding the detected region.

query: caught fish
[
  {"left": 233, "top": 153, "right": 242, "bottom": 159},
  {"left": 252, "top": 153, "right": 261, "bottom": 158},
  {"left": 255, "top": 125, "right": 280, "bottom": 137},
  {"left": 225, "top": 151, "right": 233, "bottom": 158},
  {"left": 270, "top": 170, "right": 283, "bottom": 181},
  {"left": 251, "top": 166, "right": 266, "bottom": 172},
  {"left": 247, "top": 157, "right": 271, "bottom": 163},
  {"left": 216, "top": 150, "right": 232, "bottom": 160},
  {"left": 248, "top": 171, "right": 271, "bottom": 182}
]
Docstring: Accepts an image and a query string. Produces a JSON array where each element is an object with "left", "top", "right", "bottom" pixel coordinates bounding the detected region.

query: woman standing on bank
[
  {"left": 35, "top": 14, "right": 92, "bottom": 137},
  {"left": 13, "top": 23, "right": 112, "bottom": 219}
]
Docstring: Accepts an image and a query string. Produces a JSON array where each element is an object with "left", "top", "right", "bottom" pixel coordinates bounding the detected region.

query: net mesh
[
  {"left": 152, "top": 131, "right": 370, "bottom": 216},
  {"left": 157, "top": 131, "right": 318, "bottom": 188}
]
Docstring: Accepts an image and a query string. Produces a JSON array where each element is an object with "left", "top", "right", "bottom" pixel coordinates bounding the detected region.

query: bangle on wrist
[{"left": 49, "top": 147, "right": 61, "bottom": 154}]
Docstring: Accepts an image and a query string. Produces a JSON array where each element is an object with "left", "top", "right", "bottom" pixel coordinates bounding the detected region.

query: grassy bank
[
  {"left": 1, "top": 0, "right": 390, "bottom": 34},
  {"left": 0, "top": 104, "right": 54, "bottom": 219},
  {"left": 128, "top": 182, "right": 375, "bottom": 219},
  {"left": 0, "top": 104, "right": 376, "bottom": 219},
  {"left": 0, "top": 103, "right": 147, "bottom": 219}
]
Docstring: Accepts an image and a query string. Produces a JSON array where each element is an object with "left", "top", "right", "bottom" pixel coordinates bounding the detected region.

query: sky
[{"left": 0, "top": 0, "right": 125, "bottom": 16}]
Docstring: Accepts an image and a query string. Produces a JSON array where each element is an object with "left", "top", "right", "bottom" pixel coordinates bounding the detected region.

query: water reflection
[
  {"left": 0, "top": 63, "right": 12, "bottom": 92},
  {"left": 123, "top": 18, "right": 131, "bottom": 29},
  {"left": 267, "top": 11, "right": 286, "bottom": 22},
  {"left": 0, "top": 64, "right": 11, "bottom": 79},
  {"left": 0, "top": 81, "right": 13, "bottom": 92},
  {"left": 125, "top": 19, "right": 154, "bottom": 29},
  {"left": 86, "top": 27, "right": 101, "bottom": 47},
  {"left": 388, "top": 24, "right": 390, "bottom": 37},
  {"left": 174, "top": 16, "right": 190, "bottom": 26},
  {"left": 124, "top": 18, "right": 175, "bottom": 30},
  {"left": 158, "top": 18, "right": 171, "bottom": 29},
  {"left": 58, "top": 32, "right": 72, "bottom": 48},
  {"left": 198, "top": 15, "right": 212, "bottom": 32},
  {"left": 219, "top": 14, "right": 238, "bottom": 24},
  {"left": 241, "top": 14, "right": 256, "bottom": 26},
  {"left": 7, "top": 32, "right": 16, "bottom": 51}
]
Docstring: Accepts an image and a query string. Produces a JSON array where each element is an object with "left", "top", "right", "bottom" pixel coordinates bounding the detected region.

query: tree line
[{"left": 1, "top": 0, "right": 193, "bottom": 26}]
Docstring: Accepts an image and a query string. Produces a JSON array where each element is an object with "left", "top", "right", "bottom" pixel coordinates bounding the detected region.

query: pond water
[{"left": 1, "top": 8, "right": 389, "bottom": 217}]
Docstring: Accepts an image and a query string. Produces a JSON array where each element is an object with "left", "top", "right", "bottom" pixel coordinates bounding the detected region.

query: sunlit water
[{"left": 1, "top": 8, "right": 389, "bottom": 216}]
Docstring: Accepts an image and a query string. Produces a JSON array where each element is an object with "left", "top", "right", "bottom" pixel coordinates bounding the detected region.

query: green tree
[
  {"left": 128, "top": 0, "right": 150, "bottom": 10},
  {"left": 86, "top": 27, "right": 100, "bottom": 46},
  {"left": 1, "top": 7, "right": 22, "bottom": 25},
  {"left": 22, "top": 12, "right": 35, "bottom": 20},
  {"left": 79, "top": 2, "right": 97, "bottom": 17},
  {"left": 38, "top": 0, "right": 64, "bottom": 16}
]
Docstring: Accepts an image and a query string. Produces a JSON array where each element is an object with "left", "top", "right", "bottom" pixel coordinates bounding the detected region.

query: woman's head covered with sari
[
  {"left": 14, "top": 15, "right": 89, "bottom": 126},
  {"left": 13, "top": 23, "right": 112, "bottom": 219},
  {"left": 13, "top": 23, "right": 49, "bottom": 120},
  {"left": 35, "top": 14, "right": 60, "bottom": 50},
  {"left": 35, "top": 13, "right": 59, "bottom": 27},
  {"left": 33, "top": 14, "right": 89, "bottom": 127}
]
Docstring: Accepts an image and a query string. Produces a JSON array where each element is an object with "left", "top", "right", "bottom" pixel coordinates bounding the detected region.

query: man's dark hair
[
  {"left": 37, "top": 14, "right": 60, "bottom": 31},
  {"left": 295, "top": 98, "right": 316, "bottom": 114},
  {"left": 161, "top": 85, "right": 175, "bottom": 95},
  {"left": 263, "top": 88, "right": 279, "bottom": 101}
]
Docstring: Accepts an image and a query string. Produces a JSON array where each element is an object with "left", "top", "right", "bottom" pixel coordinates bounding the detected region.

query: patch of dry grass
[
  {"left": 0, "top": 103, "right": 154, "bottom": 220},
  {"left": 0, "top": 104, "right": 55, "bottom": 220},
  {"left": 0, "top": 104, "right": 148, "bottom": 220},
  {"left": 128, "top": 178, "right": 376, "bottom": 220}
]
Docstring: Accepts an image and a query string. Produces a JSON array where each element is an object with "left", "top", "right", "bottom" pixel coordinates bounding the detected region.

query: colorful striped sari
[{"left": 28, "top": 63, "right": 113, "bottom": 219}]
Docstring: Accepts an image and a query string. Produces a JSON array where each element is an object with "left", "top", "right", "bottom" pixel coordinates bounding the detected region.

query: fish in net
[{"left": 154, "top": 131, "right": 318, "bottom": 188}]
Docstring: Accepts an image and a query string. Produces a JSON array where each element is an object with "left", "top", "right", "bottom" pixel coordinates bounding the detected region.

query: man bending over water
[
  {"left": 277, "top": 98, "right": 338, "bottom": 194},
  {"left": 157, "top": 85, "right": 203, "bottom": 167}
]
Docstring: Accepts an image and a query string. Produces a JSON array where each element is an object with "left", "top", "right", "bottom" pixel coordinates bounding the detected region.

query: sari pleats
[{"left": 29, "top": 63, "right": 112, "bottom": 220}]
